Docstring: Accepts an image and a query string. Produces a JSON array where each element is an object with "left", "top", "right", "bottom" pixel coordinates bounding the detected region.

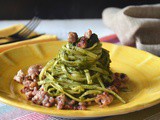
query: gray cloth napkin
[{"left": 102, "top": 4, "right": 160, "bottom": 56}]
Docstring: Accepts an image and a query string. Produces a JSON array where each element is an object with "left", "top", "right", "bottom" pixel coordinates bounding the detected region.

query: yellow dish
[{"left": 0, "top": 41, "right": 160, "bottom": 119}]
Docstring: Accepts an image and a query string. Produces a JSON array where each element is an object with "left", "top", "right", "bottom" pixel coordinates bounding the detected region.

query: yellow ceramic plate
[{"left": 0, "top": 41, "right": 160, "bottom": 119}]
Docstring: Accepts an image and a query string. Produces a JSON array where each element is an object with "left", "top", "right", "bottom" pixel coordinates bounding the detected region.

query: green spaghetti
[{"left": 38, "top": 32, "right": 126, "bottom": 104}]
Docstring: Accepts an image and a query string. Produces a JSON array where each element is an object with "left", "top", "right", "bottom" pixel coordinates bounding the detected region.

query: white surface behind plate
[{"left": 0, "top": 19, "right": 114, "bottom": 40}]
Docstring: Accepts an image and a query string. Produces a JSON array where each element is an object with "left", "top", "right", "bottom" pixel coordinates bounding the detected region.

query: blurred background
[
  {"left": 1, "top": 0, "right": 160, "bottom": 20},
  {"left": 0, "top": 1, "right": 160, "bottom": 120}
]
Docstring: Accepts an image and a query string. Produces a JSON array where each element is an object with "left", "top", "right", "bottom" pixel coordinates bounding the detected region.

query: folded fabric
[
  {"left": 0, "top": 24, "right": 57, "bottom": 52},
  {"left": 102, "top": 4, "right": 160, "bottom": 56}
]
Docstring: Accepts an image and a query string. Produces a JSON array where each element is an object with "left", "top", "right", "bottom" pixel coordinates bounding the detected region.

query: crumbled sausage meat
[
  {"left": 21, "top": 87, "right": 30, "bottom": 93},
  {"left": 13, "top": 70, "right": 25, "bottom": 83},
  {"left": 64, "top": 104, "right": 74, "bottom": 109},
  {"left": 25, "top": 91, "right": 34, "bottom": 100},
  {"left": 28, "top": 65, "right": 43, "bottom": 79},
  {"left": 32, "top": 87, "right": 38, "bottom": 96},
  {"left": 21, "top": 86, "right": 38, "bottom": 100},
  {"left": 68, "top": 100, "right": 76, "bottom": 105},
  {"left": 55, "top": 95, "right": 80, "bottom": 110},
  {"left": 32, "top": 90, "right": 55, "bottom": 107},
  {"left": 108, "top": 85, "right": 119, "bottom": 93},
  {"left": 77, "top": 102, "right": 87, "bottom": 110},
  {"left": 68, "top": 32, "right": 78, "bottom": 44},
  {"left": 95, "top": 92, "right": 113, "bottom": 107},
  {"left": 77, "top": 104, "right": 87, "bottom": 110},
  {"left": 112, "top": 73, "right": 128, "bottom": 89},
  {"left": 77, "top": 36, "right": 88, "bottom": 48},
  {"left": 56, "top": 94, "right": 66, "bottom": 109},
  {"left": 32, "top": 90, "right": 46, "bottom": 105},
  {"left": 119, "top": 73, "right": 129, "bottom": 82},
  {"left": 16, "top": 65, "right": 56, "bottom": 107},
  {"left": 29, "top": 82, "right": 38, "bottom": 89},
  {"left": 84, "top": 29, "right": 92, "bottom": 39},
  {"left": 68, "top": 29, "right": 98, "bottom": 49},
  {"left": 42, "top": 95, "right": 55, "bottom": 107},
  {"left": 22, "top": 80, "right": 32, "bottom": 88}
]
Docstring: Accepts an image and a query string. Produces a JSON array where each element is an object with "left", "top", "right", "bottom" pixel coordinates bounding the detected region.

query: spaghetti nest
[{"left": 38, "top": 37, "right": 125, "bottom": 104}]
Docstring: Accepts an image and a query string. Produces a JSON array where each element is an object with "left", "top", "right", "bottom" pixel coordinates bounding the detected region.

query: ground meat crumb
[
  {"left": 25, "top": 91, "right": 34, "bottom": 100},
  {"left": 77, "top": 102, "right": 87, "bottom": 110},
  {"left": 77, "top": 104, "right": 87, "bottom": 110},
  {"left": 42, "top": 95, "right": 55, "bottom": 107},
  {"left": 28, "top": 65, "right": 43, "bottom": 79},
  {"left": 56, "top": 94, "right": 66, "bottom": 109},
  {"left": 77, "top": 29, "right": 93, "bottom": 48},
  {"left": 68, "top": 32, "right": 78, "bottom": 44},
  {"left": 112, "top": 73, "right": 129, "bottom": 89},
  {"left": 108, "top": 85, "right": 119, "bottom": 93},
  {"left": 32, "top": 90, "right": 54, "bottom": 107},
  {"left": 21, "top": 87, "right": 30, "bottom": 94},
  {"left": 95, "top": 92, "right": 113, "bottom": 107},
  {"left": 77, "top": 36, "right": 88, "bottom": 48},
  {"left": 84, "top": 29, "right": 92, "bottom": 39},
  {"left": 55, "top": 95, "right": 82, "bottom": 110},
  {"left": 68, "top": 100, "right": 76, "bottom": 105},
  {"left": 13, "top": 70, "right": 25, "bottom": 83}
]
